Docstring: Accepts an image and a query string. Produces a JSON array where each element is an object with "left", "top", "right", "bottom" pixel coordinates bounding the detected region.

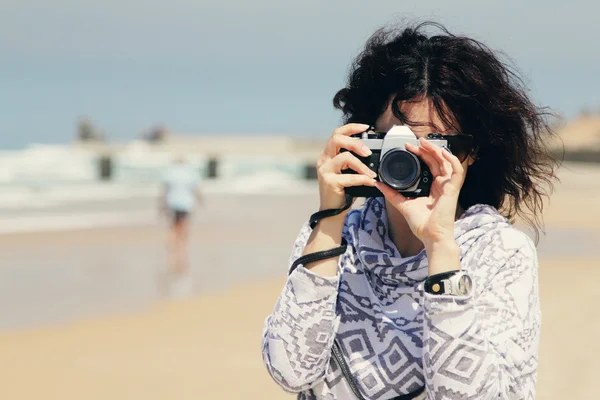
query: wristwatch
[{"left": 424, "top": 270, "right": 473, "bottom": 296}]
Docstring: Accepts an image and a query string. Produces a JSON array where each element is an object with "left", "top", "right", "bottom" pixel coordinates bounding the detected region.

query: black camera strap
[
  {"left": 288, "top": 194, "right": 353, "bottom": 275},
  {"left": 308, "top": 194, "right": 354, "bottom": 229}
]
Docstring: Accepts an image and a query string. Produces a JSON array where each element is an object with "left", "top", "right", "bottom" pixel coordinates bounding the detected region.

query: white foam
[
  {"left": 0, "top": 144, "right": 317, "bottom": 232},
  {"left": 0, "top": 170, "right": 315, "bottom": 210},
  {"left": 204, "top": 170, "right": 312, "bottom": 194},
  {"left": 0, "top": 184, "right": 160, "bottom": 210},
  {"left": 0, "top": 144, "right": 97, "bottom": 184},
  {"left": 0, "top": 210, "right": 154, "bottom": 234}
]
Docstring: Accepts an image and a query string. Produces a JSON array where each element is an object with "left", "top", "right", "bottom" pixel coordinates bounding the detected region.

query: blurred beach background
[{"left": 1, "top": 1, "right": 600, "bottom": 399}]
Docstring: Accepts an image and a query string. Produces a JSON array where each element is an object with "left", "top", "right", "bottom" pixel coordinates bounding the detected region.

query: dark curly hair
[{"left": 333, "top": 21, "right": 560, "bottom": 240}]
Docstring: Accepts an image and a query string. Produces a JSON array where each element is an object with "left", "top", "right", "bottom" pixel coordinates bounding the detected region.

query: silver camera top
[{"left": 360, "top": 125, "right": 448, "bottom": 156}]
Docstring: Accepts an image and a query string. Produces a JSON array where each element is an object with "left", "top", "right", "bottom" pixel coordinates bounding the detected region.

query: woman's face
[
  {"left": 374, "top": 97, "right": 475, "bottom": 168},
  {"left": 374, "top": 97, "right": 453, "bottom": 138}
]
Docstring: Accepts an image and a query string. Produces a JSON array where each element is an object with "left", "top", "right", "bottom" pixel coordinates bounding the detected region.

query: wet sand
[
  {"left": 0, "top": 162, "right": 598, "bottom": 399},
  {"left": 0, "top": 258, "right": 597, "bottom": 400},
  {"left": 0, "top": 193, "right": 319, "bottom": 329}
]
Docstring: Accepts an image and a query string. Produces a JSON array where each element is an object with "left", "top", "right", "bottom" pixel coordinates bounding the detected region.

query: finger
[
  {"left": 406, "top": 142, "right": 441, "bottom": 177},
  {"left": 441, "top": 148, "right": 465, "bottom": 183},
  {"left": 323, "top": 123, "right": 372, "bottom": 160},
  {"left": 441, "top": 145, "right": 464, "bottom": 173},
  {"left": 375, "top": 181, "right": 408, "bottom": 210},
  {"left": 326, "top": 134, "right": 372, "bottom": 158},
  {"left": 328, "top": 152, "right": 377, "bottom": 177},
  {"left": 334, "top": 173, "right": 378, "bottom": 188},
  {"left": 332, "top": 123, "right": 371, "bottom": 138},
  {"left": 419, "top": 138, "right": 452, "bottom": 177}
]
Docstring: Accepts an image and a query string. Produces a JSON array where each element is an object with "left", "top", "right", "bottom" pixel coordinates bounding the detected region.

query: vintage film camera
[{"left": 343, "top": 125, "right": 451, "bottom": 198}]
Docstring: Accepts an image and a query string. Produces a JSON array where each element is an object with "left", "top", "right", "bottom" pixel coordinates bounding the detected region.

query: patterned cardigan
[{"left": 262, "top": 198, "right": 541, "bottom": 399}]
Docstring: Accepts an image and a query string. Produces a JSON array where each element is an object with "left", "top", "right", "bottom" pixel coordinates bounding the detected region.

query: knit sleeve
[
  {"left": 261, "top": 221, "right": 345, "bottom": 393},
  {"left": 422, "top": 230, "right": 541, "bottom": 399}
]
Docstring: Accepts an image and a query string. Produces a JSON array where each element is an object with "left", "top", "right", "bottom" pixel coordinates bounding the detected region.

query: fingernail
[
  {"left": 362, "top": 146, "right": 372, "bottom": 156},
  {"left": 369, "top": 170, "right": 377, "bottom": 178}
]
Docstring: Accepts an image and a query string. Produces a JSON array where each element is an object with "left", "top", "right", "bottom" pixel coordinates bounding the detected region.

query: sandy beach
[{"left": 0, "top": 162, "right": 598, "bottom": 399}]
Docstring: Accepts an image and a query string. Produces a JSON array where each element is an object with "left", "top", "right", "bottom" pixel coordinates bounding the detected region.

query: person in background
[{"left": 160, "top": 155, "right": 202, "bottom": 276}]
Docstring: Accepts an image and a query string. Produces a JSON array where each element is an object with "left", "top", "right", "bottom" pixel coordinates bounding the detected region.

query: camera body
[{"left": 343, "top": 125, "right": 449, "bottom": 198}]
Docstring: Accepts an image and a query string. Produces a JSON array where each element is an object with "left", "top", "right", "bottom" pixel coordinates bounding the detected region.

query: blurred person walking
[{"left": 160, "top": 155, "right": 202, "bottom": 278}]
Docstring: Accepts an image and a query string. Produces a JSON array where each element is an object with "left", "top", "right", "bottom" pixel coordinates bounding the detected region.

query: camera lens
[{"left": 379, "top": 149, "right": 420, "bottom": 190}]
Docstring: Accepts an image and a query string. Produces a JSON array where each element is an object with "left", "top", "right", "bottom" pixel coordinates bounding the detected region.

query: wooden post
[
  {"left": 304, "top": 163, "right": 318, "bottom": 180},
  {"left": 99, "top": 155, "right": 112, "bottom": 181},
  {"left": 207, "top": 157, "right": 218, "bottom": 179}
]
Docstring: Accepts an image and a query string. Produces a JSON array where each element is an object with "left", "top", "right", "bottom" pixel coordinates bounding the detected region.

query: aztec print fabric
[{"left": 262, "top": 198, "right": 541, "bottom": 399}]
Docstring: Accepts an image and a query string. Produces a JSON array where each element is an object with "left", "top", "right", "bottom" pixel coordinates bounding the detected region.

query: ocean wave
[
  {"left": 0, "top": 176, "right": 317, "bottom": 234},
  {"left": 0, "top": 144, "right": 97, "bottom": 185},
  {"left": 0, "top": 143, "right": 309, "bottom": 185},
  {"left": 0, "top": 143, "right": 317, "bottom": 232}
]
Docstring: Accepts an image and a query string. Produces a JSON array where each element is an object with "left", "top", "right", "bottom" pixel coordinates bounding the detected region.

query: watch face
[{"left": 457, "top": 274, "right": 472, "bottom": 295}]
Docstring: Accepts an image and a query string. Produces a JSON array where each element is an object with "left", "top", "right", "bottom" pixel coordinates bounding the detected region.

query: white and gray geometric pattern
[{"left": 262, "top": 198, "right": 541, "bottom": 399}]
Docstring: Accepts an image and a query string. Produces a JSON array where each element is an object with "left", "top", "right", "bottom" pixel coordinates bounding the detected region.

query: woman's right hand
[{"left": 316, "top": 123, "right": 378, "bottom": 211}]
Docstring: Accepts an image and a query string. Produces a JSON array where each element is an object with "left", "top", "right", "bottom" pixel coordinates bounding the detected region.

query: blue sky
[{"left": 1, "top": 0, "right": 598, "bottom": 147}]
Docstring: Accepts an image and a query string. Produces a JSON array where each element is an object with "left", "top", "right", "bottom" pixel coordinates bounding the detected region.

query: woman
[{"left": 262, "top": 22, "right": 558, "bottom": 399}]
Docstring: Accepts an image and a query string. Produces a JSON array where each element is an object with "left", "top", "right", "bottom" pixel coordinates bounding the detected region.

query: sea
[{"left": 0, "top": 141, "right": 317, "bottom": 234}]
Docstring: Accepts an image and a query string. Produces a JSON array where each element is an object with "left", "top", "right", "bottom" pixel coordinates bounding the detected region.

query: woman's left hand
[{"left": 375, "top": 137, "right": 467, "bottom": 248}]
